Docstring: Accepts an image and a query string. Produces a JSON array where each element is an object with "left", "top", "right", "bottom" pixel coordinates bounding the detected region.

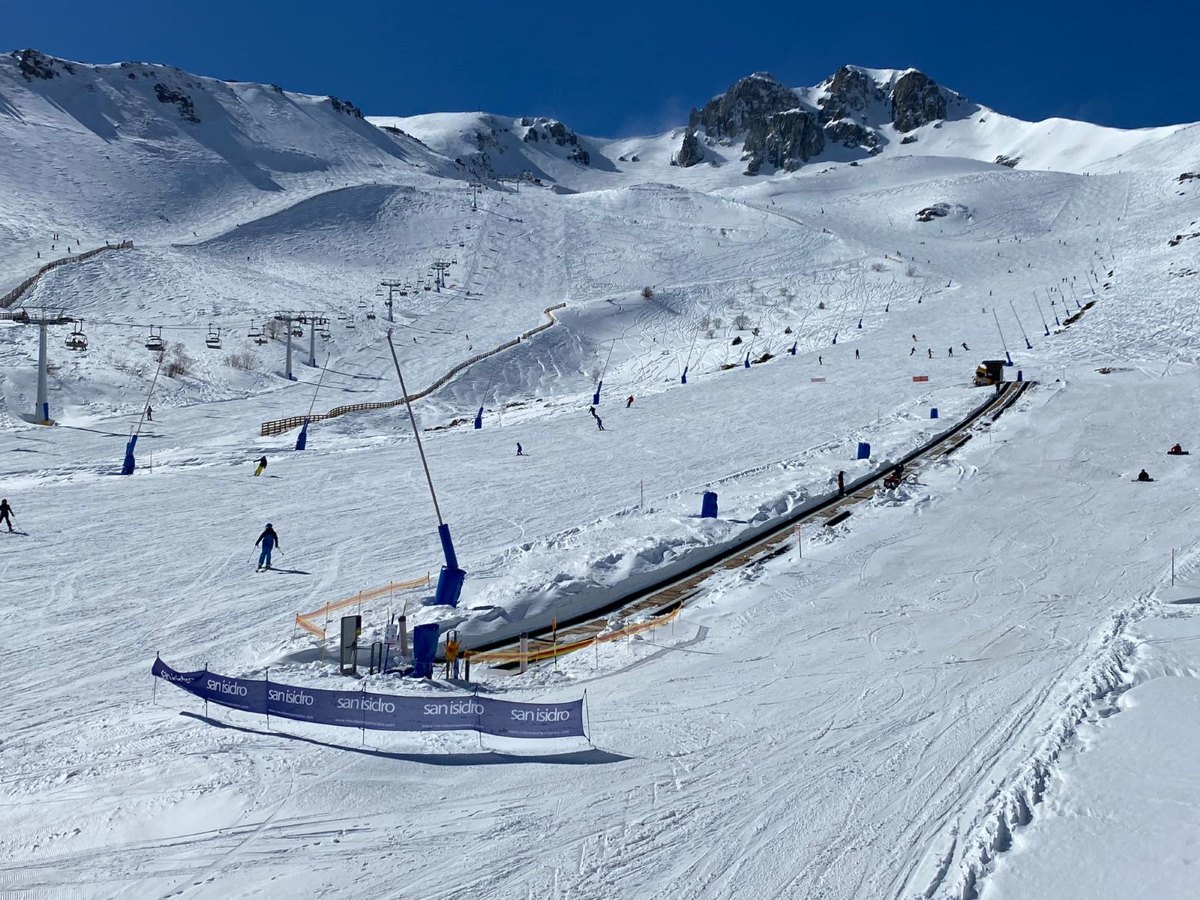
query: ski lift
[
  {"left": 320, "top": 327, "right": 332, "bottom": 341},
  {"left": 65, "top": 320, "right": 88, "bottom": 352},
  {"left": 254, "top": 335, "right": 268, "bottom": 346},
  {"left": 345, "top": 318, "right": 357, "bottom": 330},
  {"left": 247, "top": 322, "right": 263, "bottom": 339},
  {"left": 366, "top": 311, "right": 377, "bottom": 320},
  {"left": 291, "top": 326, "right": 303, "bottom": 337},
  {"left": 205, "top": 324, "right": 222, "bottom": 349},
  {"left": 145, "top": 325, "right": 165, "bottom": 353}
]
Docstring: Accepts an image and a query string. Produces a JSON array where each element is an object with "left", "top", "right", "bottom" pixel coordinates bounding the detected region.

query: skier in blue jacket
[{"left": 255, "top": 523, "right": 280, "bottom": 570}]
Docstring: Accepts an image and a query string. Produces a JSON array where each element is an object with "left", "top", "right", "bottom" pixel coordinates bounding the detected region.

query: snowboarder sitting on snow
[
  {"left": 1168, "top": 444, "right": 1186, "bottom": 456},
  {"left": 1136, "top": 469, "right": 1153, "bottom": 482},
  {"left": 254, "top": 455, "right": 268, "bottom": 477},
  {"left": 0, "top": 498, "right": 13, "bottom": 533},
  {"left": 255, "top": 523, "right": 280, "bottom": 570}
]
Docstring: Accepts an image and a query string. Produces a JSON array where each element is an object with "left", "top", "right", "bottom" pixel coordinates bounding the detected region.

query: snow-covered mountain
[
  {"left": 378, "top": 65, "right": 1195, "bottom": 188},
  {"left": 0, "top": 49, "right": 458, "bottom": 269}
]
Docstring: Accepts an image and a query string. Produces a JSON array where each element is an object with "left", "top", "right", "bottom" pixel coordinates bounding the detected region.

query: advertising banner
[{"left": 152, "top": 657, "right": 585, "bottom": 739}]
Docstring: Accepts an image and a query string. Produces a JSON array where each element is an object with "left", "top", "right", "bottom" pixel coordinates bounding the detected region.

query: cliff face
[{"left": 676, "top": 65, "right": 959, "bottom": 174}]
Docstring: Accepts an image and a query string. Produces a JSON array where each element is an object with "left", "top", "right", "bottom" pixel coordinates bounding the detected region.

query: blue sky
[{"left": 7, "top": 0, "right": 1191, "bottom": 134}]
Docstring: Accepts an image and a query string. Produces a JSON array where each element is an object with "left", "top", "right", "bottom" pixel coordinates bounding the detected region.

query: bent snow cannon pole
[
  {"left": 121, "top": 435, "right": 138, "bottom": 476},
  {"left": 386, "top": 330, "right": 465, "bottom": 608},
  {"left": 121, "top": 352, "right": 164, "bottom": 475},
  {"left": 296, "top": 357, "right": 330, "bottom": 451}
]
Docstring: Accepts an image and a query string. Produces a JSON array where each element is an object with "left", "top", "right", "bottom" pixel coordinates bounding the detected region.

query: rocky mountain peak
[{"left": 675, "top": 65, "right": 958, "bottom": 174}]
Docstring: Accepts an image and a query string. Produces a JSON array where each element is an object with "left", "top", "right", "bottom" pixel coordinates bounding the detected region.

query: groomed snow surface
[{"left": 2, "top": 54, "right": 1200, "bottom": 899}]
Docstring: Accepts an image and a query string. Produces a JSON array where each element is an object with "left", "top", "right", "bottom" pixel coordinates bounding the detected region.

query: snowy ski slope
[{"left": 2, "top": 50, "right": 1200, "bottom": 899}]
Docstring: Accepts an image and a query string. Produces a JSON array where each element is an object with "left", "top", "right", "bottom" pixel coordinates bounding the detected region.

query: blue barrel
[
  {"left": 930, "top": 407, "right": 939, "bottom": 419},
  {"left": 856, "top": 441, "right": 871, "bottom": 460},
  {"left": 701, "top": 491, "right": 718, "bottom": 519}
]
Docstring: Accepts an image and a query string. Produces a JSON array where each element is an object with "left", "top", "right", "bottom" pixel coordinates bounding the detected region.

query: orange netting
[{"left": 295, "top": 575, "right": 431, "bottom": 640}]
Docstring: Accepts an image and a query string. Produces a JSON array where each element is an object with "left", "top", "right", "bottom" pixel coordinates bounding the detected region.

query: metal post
[
  {"left": 35, "top": 321, "right": 49, "bottom": 423},
  {"left": 284, "top": 324, "right": 294, "bottom": 381},
  {"left": 307, "top": 317, "right": 317, "bottom": 367},
  {"left": 519, "top": 633, "right": 528, "bottom": 675}
]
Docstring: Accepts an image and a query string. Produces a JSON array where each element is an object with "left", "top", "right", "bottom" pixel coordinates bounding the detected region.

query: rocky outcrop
[
  {"left": 994, "top": 154, "right": 1020, "bottom": 168},
  {"left": 892, "top": 70, "right": 946, "bottom": 132},
  {"left": 680, "top": 72, "right": 823, "bottom": 174},
  {"left": 818, "top": 66, "right": 884, "bottom": 123},
  {"left": 12, "top": 49, "right": 73, "bottom": 81},
  {"left": 916, "top": 202, "right": 969, "bottom": 222},
  {"left": 750, "top": 108, "right": 825, "bottom": 173},
  {"left": 154, "top": 83, "right": 200, "bottom": 123},
  {"left": 329, "top": 96, "right": 364, "bottom": 119},
  {"left": 675, "top": 129, "right": 705, "bottom": 167},
  {"left": 520, "top": 117, "right": 590, "bottom": 164}
]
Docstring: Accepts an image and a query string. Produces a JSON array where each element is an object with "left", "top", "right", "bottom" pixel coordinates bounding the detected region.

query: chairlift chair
[
  {"left": 205, "top": 324, "right": 222, "bottom": 349},
  {"left": 291, "top": 326, "right": 303, "bottom": 337},
  {"left": 254, "top": 335, "right": 268, "bottom": 346},
  {"left": 366, "top": 311, "right": 377, "bottom": 320},
  {"left": 65, "top": 320, "right": 88, "bottom": 352},
  {"left": 145, "top": 325, "right": 165, "bottom": 353},
  {"left": 345, "top": 318, "right": 357, "bottom": 330},
  {"left": 247, "top": 322, "right": 263, "bottom": 339}
]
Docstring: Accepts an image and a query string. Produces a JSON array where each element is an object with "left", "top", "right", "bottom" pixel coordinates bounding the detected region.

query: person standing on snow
[
  {"left": 254, "top": 455, "right": 268, "bottom": 477},
  {"left": 255, "top": 523, "right": 280, "bottom": 570},
  {"left": 516, "top": 442, "right": 524, "bottom": 456},
  {"left": 626, "top": 395, "right": 635, "bottom": 408},
  {"left": 146, "top": 405, "right": 153, "bottom": 422},
  {"left": 0, "top": 498, "right": 13, "bottom": 533}
]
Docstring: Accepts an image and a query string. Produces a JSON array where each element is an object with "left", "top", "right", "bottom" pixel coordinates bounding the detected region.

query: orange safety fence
[
  {"left": 466, "top": 604, "right": 683, "bottom": 666},
  {"left": 295, "top": 575, "right": 431, "bottom": 640}
]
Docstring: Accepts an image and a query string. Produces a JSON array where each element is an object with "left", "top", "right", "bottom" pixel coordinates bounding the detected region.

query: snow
[{"left": 3, "top": 50, "right": 1200, "bottom": 899}]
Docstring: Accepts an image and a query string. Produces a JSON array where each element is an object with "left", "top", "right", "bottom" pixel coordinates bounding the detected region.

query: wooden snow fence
[
  {"left": 0, "top": 241, "right": 134, "bottom": 309},
  {"left": 261, "top": 302, "right": 566, "bottom": 436}
]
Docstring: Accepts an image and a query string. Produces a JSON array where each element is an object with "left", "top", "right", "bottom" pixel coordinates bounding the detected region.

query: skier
[
  {"left": 948, "top": 347, "right": 954, "bottom": 357},
  {"left": 818, "top": 355, "right": 823, "bottom": 365},
  {"left": 962, "top": 342, "right": 970, "bottom": 351},
  {"left": 854, "top": 348, "right": 860, "bottom": 360},
  {"left": 626, "top": 395, "right": 635, "bottom": 408},
  {"left": 910, "top": 347, "right": 916, "bottom": 356},
  {"left": 911, "top": 334, "right": 918, "bottom": 342},
  {"left": 927, "top": 348, "right": 933, "bottom": 359},
  {"left": 0, "top": 498, "right": 13, "bottom": 533},
  {"left": 255, "top": 523, "right": 280, "bottom": 570},
  {"left": 595, "top": 413, "right": 605, "bottom": 432},
  {"left": 516, "top": 442, "right": 524, "bottom": 456},
  {"left": 254, "top": 455, "right": 268, "bottom": 477},
  {"left": 145, "top": 405, "right": 153, "bottom": 422}
]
